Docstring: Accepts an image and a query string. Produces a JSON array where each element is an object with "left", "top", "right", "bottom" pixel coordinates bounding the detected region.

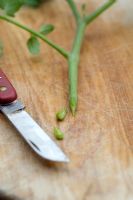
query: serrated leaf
[
  {"left": 27, "top": 36, "right": 40, "bottom": 55},
  {"left": 39, "top": 24, "right": 55, "bottom": 35}
]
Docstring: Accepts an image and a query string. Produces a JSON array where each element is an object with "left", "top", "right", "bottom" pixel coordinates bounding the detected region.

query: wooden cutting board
[{"left": 0, "top": 0, "right": 133, "bottom": 199}]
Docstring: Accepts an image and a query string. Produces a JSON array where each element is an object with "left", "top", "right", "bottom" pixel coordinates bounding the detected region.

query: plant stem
[
  {"left": 85, "top": 0, "right": 116, "bottom": 25},
  {"left": 69, "top": 20, "right": 86, "bottom": 115},
  {"left": 66, "top": 0, "right": 81, "bottom": 24},
  {"left": 0, "top": 15, "right": 69, "bottom": 58},
  {"left": 69, "top": 0, "right": 116, "bottom": 115},
  {"left": 0, "top": 0, "right": 116, "bottom": 116}
]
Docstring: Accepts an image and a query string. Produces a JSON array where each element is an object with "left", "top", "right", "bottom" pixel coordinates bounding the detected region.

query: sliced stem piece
[
  {"left": 56, "top": 108, "right": 67, "bottom": 121},
  {"left": 54, "top": 127, "right": 64, "bottom": 140}
]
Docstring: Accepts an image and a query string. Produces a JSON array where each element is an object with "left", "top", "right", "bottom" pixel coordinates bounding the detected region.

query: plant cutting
[
  {"left": 0, "top": 0, "right": 116, "bottom": 116},
  {"left": 56, "top": 108, "right": 67, "bottom": 121},
  {"left": 54, "top": 127, "right": 64, "bottom": 140}
]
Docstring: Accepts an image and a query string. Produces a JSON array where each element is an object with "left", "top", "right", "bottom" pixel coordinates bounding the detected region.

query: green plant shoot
[{"left": 0, "top": 0, "right": 117, "bottom": 115}]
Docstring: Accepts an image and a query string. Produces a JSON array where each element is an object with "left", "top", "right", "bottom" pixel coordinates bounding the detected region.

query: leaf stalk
[
  {"left": 0, "top": 15, "right": 69, "bottom": 58},
  {"left": 0, "top": 0, "right": 117, "bottom": 115},
  {"left": 69, "top": 20, "right": 86, "bottom": 114},
  {"left": 66, "top": 0, "right": 81, "bottom": 24}
]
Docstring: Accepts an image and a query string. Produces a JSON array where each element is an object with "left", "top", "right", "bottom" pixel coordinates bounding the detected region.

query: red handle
[{"left": 0, "top": 69, "right": 17, "bottom": 104}]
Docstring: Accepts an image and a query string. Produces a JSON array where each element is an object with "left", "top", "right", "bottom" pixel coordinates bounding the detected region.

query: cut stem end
[{"left": 70, "top": 98, "right": 77, "bottom": 116}]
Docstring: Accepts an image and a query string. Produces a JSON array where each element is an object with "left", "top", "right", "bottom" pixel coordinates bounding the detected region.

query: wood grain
[{"left": 0, "top": 0, "right": 133, "bottom": 199}]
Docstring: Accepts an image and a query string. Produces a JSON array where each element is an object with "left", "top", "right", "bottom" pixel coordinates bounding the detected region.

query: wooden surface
[{"left": 0, "top": 0, "right": 133, "bottom": 199}]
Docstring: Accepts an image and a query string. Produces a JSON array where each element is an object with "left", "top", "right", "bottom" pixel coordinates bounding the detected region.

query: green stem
[
  {"left": 69, "top": 0, "right": 116, "bottom": 115},
  {"left": 69, "top": 20, "right": 86, "bottom": 115},
  {"left": 66, "top": 0, "right": 81, "bottom": 24},
  {"left": 0, "top": 0, "right": 116, "bottom": 116},
  {"left": 84, "top": 0, "right": 116, "bottom": 25},
  {"left": 0, "top": 15, "right": 69, "bottom": 58}
]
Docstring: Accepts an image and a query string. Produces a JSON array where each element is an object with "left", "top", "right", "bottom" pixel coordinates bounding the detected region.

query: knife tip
[
  {"left": 62, "top": 156, "right": 70, "bottom": 163},
  {"left": 51, "top": 155, "right": 70, "bottom": 163},
  {"left": 37, "top": 148, "right": 70, "bottom": 163}
]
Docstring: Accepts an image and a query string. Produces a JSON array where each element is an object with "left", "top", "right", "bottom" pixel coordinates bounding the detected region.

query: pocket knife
[{"left": 0, "top": 69, "right": 69, "bottom": 163}]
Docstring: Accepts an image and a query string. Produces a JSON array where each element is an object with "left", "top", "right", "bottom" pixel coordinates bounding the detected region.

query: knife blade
[{"left": 0, "top": 69, "right": 69, "bottom": 162}]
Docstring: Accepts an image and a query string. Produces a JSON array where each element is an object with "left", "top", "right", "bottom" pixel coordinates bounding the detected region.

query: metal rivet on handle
[{"left": 0, "top": 86, "right": 7, "bottom": 92}]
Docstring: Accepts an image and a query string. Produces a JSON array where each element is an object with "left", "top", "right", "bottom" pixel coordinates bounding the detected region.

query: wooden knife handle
[{"left": 0, "top": 69, "right": 17, "bottom": 104}]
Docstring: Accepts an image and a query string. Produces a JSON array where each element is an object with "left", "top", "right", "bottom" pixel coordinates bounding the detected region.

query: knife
[{"left": 0, "top": 69, "right": 69, "bottom": 162}]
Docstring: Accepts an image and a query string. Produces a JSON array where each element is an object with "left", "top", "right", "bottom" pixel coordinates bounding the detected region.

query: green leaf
[
  {"left": 0, "top": 0, "right": 25, "bottom": 16},
  {"left": 39, "top": 24, "right": 55, "bottom": 35},
  {"left": 25, "top": 0, "right": 41, "bottom": 7},
  {"left": 5, "top": 0, "right": 25, "bottom": 16},
  {"left": 0, "top": 0, "right": 5, "bottom": 9},
  {"left": 27, "top": 36, "right": 40, "bottom": 55},
  {"left": 0, "top": 0, "right": 42, "bottom": 15}
]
